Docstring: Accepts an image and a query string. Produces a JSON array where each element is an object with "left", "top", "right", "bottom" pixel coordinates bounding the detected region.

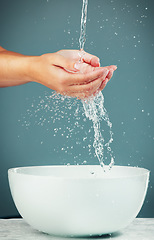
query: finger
[
  {"left": 81, "top": 51, "right": 100, "bottom": 67},
  {"left": 73, "top": 62, "right": 95, "bottom": 74},
  {"left": 107, "top": 70, "right": 114, "bottom": 81},
  {"left": 98, "top": 67, "right": 116, "bottom": 91},
  {"left": 66, "top": 76, "right": 104, "bottom": 99},
  {"left": 90, "top": 57, "right": 100, "bottom": 67},
  {"left": 105, "top": 65, "right": 117, "bottom": 71},
  {"left": 68, "top": 67, "right": 109, "bottom": 85},
  {"left": 53, "top": 53, "right": 79, "bottom": 72},
  {"left": 63, "top": 75, "right": 107, "bottom": 99},
  {"left": 103, "top": 65, "right": 117, "bottom": 82},
  {"left": 66, "top": 76, "right": 103, "bottom": 95},
  {"left": 99, "top": 78, "right": 109, "bottom": 92}
]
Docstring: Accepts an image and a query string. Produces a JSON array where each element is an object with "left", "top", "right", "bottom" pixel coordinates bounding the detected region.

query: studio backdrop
[{"left": 0, "top": 0, "right": 154, "bottom": 218}]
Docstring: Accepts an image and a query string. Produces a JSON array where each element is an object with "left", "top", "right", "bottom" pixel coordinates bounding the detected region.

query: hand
[
  {"left": 97, "top": 64, "right": 117, "bottom": 92},
  {"left": 0, "top": 47, "right": 116, "bottom": 99},
  {"left": 57, "top": 49, "right": 117, "bottom": 98},
  {"left": 57, "top": 49, "right": 100, "bottom": 68},
  {"left": 28, "top": 50, "right": 111, "bottom": 99}
]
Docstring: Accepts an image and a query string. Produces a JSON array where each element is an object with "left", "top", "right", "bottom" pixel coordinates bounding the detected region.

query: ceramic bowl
[{"left": 8, "top": 165, "right": 149, "bottom": 237}]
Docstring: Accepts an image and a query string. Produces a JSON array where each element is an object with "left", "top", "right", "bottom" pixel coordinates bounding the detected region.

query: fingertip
[
  {"left": 91, "top": 57, "right": 100, "bottom": 67},
  {"left": 107, "top": 70, "right": 114, "bottom": 80},
  {"left": 110, "top": 65, "right": 117, "bottom": 71},
  {"left": 95, "top": 58, "right": 100, "bottom": 67}
]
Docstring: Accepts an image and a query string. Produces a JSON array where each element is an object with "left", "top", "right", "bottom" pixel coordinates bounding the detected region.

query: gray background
[{"left": 0, "top": 0, "right": 154, "bottom": 218}]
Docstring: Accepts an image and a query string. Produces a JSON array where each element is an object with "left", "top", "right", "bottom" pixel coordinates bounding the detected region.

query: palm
[
  {"left": 57, "top": 49, "right": 116, "bottom": 75},
  {"left": 57, "top": 49, "right": 100, "bottom": 68},
  {"left": 57, "top": 49, "right": 117, "bottom": 95}
]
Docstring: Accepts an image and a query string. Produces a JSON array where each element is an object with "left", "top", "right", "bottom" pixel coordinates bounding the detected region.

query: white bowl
[{"left": 8, "top": 165, "right": 149, "bottom": 237}]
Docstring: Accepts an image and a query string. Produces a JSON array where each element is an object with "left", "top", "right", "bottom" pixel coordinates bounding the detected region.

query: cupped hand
[
  {"left": 57, "top": 49, "right": 117, "bottom": 98},
  {"left": 57, "top": 49, "right": 100, "bottom": 68},
  {"left": 28, "top": 50, "right": 113, "bottom": 99}
]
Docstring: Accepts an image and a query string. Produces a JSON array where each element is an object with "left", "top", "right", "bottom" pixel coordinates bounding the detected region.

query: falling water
[
  {"left": 79, "top": 0, "right": 88, "bottom": 50},
  {"left": 79, "top": 0, "right": 114, "bottom": 170},
  {"left": 82, "top": 93, "right": 114, "bottom": 170}
]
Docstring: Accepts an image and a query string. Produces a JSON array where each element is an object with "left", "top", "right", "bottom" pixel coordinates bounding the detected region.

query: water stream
[
  {"left": 79, "top": 0, "right": 88, "bottom": 50},
  {"left": 79, "top": 0, "right": 114, "bottom": 170}
]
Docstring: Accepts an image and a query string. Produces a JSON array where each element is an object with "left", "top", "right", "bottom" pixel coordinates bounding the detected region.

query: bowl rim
[{"left": 8, "top": 165, "right": 150, "bottom": 180}]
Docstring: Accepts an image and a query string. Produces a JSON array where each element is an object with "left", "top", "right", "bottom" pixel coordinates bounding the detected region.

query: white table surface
[{"left": 0, "top": 218, "right": 154, "bottom": 240}]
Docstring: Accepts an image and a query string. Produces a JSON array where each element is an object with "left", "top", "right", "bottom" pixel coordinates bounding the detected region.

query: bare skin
[
  {"left": 0, "top": 46, "right": 117, "bottom": 99},
  {"left": 57, "top": 50, "right": 117, "bottom": 98}
]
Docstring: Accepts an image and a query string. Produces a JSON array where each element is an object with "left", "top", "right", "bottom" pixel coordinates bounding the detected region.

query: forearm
[
  {"left": 0, "top": 46, "right": 33, "bottom": 87},
  {"left": 0, "top": 47, "right": 116, "bottom": 98}
]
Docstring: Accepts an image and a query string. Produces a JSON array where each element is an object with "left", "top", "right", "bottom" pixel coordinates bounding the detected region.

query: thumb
[
  {"left": 90, "top": 57, "right": 100, "bottom": 67},
  {"left": 53, "top": 54, "right": 79, "bottom": 72},
  {"left": 81, "top": 51, "right": 100, "bottom": 67}
]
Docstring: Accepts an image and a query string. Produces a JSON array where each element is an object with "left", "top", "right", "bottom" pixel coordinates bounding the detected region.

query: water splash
[{"left": 82, "top": 92, "right": 114, "bottom": 170}]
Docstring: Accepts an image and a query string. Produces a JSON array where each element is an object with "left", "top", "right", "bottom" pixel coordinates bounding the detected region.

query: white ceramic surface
[{"left": 8, "top": 165, "right": 149, "bottom": 237}]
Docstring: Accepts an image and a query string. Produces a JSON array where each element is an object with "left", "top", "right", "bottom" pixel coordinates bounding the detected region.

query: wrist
[
  {"left": 24, "top": 55, "right": 44, "bottom": 84},
  {"left": 0, "top": 50, "right": 39, "bottom": 87},
  {"left": 17, "top": 55, "right": 36, "bottom": 83}
]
